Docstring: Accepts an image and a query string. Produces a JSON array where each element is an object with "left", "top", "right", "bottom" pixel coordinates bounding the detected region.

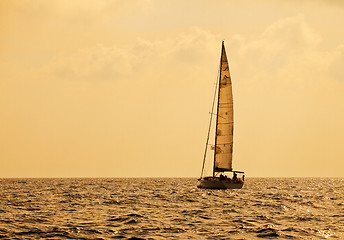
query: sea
[{"left": 0, "top": 178, "right": 343, "bottom": 239}]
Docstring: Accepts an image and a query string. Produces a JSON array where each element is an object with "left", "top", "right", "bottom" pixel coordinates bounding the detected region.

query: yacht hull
[{"left": 197, "top": 177, "right": 244, "bottom": 189}]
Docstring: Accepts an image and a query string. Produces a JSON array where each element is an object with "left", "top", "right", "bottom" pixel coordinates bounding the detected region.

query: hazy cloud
[
  {"left": 52, "top": 44, "right": 135, "bottom": 81},
  {"left": 49, "top": 28, "right": 219, "bottom": 83},
  {"left": 328, "top": 44, "right": 344, "bottom": 81},
  {"left": 228, "top": 14, "right": 342, "bottom": 88}
]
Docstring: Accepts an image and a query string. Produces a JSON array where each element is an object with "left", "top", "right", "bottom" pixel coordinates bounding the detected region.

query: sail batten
[{"left": 214, "top": 42, "right": 234, "bottom": 173}]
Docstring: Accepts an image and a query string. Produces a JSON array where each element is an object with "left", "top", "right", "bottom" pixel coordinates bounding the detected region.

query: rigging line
[{"left": 199, "top": 60, "right": 221, "bottom": 179}]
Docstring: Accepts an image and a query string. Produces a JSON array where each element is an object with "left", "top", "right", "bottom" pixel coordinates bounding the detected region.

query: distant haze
[{"left": 1, "top": 0, "right": 344, "bottom": 178}]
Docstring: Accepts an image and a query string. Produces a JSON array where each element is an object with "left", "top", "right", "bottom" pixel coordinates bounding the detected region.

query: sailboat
[{"left": 197, "top": 41, "right": 245, "bottom": 189}]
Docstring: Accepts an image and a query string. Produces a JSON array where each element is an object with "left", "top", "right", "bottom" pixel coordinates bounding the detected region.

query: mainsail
[{"left": 214, "top": 42, "right": 234, "bottom": 172}]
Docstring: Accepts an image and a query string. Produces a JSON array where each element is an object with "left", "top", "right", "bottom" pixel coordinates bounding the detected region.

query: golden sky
[{"left": 1, "top": 0, "right": 344, "bottom": 177}]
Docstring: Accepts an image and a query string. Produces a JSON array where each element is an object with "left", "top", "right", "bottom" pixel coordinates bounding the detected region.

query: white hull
[{"left": 197, "top": 177, "right": 244, "bottom": 189}]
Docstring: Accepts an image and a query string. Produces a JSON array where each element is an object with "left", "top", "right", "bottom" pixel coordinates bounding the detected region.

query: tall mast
[{"left": 212, "top": 41, "right": 224, "bottom": 177}]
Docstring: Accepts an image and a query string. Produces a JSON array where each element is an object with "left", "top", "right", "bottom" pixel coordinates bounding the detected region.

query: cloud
[
  {"left": 262, "top": 14, "right": 321, "bottom": 51},
  {"left": 328, "top": 44, "right": 344, "bottom": 81},
  {"left": 1, "top": 0, "right": 152, "bottom": 26},
  {"left": 52, "top": 44, "right": 135, "bottom": 81},
  {"left": 48, "top": 28, "right": 219, "bottom": 83},
  {"left": 227, "top": 14, "right": 344, "bottom": 89}
]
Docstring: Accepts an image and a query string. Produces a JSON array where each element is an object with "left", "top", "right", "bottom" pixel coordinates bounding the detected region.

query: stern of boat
[{"left": 197, "top": 177, "right": 244, "bottom": 189}]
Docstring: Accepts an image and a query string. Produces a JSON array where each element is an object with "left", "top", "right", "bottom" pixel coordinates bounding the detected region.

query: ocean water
[{"left": 0, "top": 178, "right": 343, "bottom": 239}]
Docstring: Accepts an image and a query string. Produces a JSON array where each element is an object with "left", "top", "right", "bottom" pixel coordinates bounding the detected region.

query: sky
[{"left": 1, "top": 0, "right": 344, "bottom": 178}]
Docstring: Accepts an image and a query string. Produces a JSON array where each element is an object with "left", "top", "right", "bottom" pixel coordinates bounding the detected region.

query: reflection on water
[{"left": 0, "top": 178, "right": 343, "bottom": 239}]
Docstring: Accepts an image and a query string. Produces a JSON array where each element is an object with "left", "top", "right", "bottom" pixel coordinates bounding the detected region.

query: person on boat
[
  {"left": 242, "top": 175, "right": 245, "bottom": 181},
  {"left": 220, "top": 174, "right": 225, "bottom": 180}
]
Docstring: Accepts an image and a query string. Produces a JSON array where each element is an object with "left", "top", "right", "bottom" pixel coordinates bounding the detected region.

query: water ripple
[{"left": 0, "top": 177, "right": 343, "bottom": 239}]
